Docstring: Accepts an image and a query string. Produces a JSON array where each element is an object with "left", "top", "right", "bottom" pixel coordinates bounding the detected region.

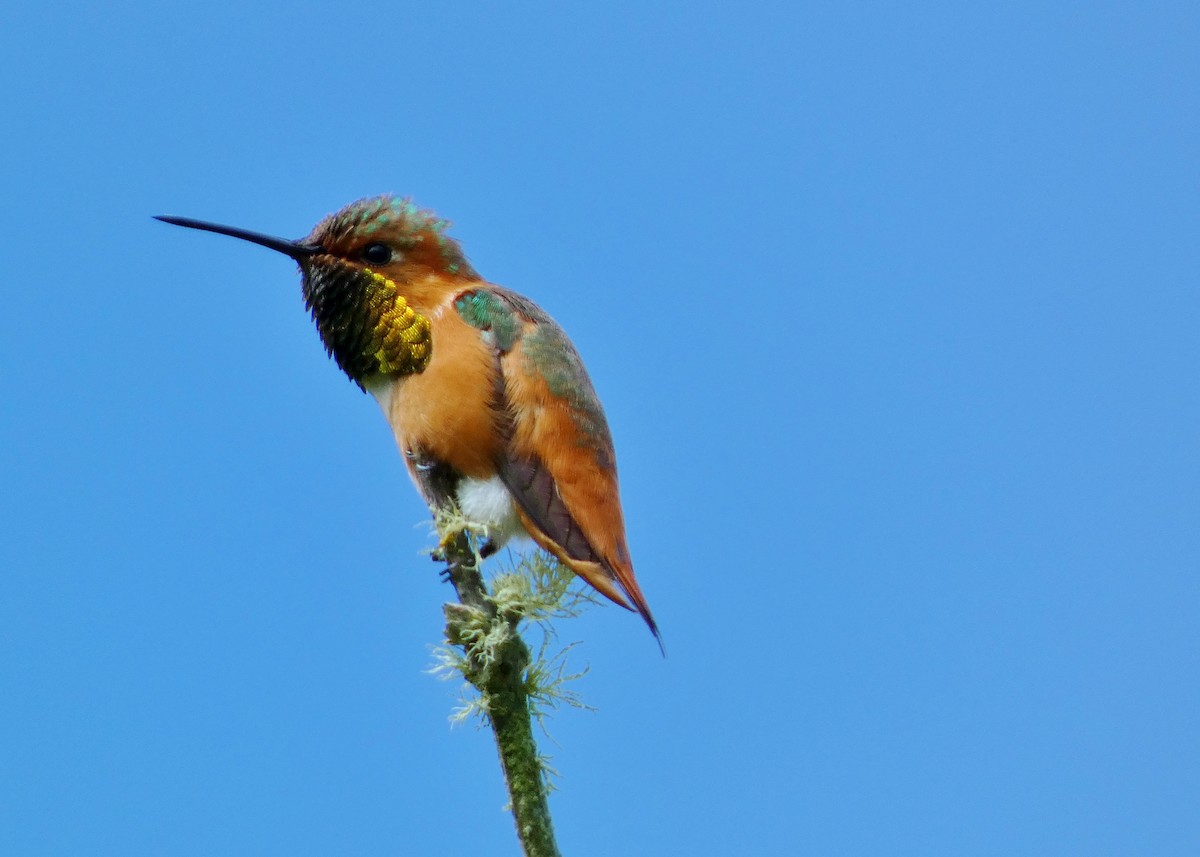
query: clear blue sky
[{"left": 2, "top": 2, "right": 1197, "bottom": 854}]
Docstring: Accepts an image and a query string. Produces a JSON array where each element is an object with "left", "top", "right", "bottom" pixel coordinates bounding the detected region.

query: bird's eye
[{"left": 362, "top": 243, "right": 393, "bottom": 265}]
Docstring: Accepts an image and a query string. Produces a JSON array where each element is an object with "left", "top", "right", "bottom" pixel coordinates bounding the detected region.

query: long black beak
[{"left": 154, "top": 215, "right": 321, "bottom": 260}]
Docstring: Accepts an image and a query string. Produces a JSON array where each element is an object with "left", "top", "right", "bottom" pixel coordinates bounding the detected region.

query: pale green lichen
[
  {"left": 430, "top": 544, "right": 596, "bottom": 733},
  {"left": 427, "top": 517, "right": 596, "bottom": 857},
  {"left": 428, "top": 519, "right": 574, "bottom": 857}
]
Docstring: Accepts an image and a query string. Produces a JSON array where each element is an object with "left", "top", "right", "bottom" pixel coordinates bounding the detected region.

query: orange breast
[{"left": 382, "top": 298, "right": 504, "bottom": 479}]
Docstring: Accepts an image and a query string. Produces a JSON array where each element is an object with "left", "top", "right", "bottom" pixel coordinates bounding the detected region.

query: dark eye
[{"left": 362, "top": 243, "right": 393, "bottom": 264}]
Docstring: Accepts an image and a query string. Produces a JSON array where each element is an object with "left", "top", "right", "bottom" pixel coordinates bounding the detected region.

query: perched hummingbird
[{"left": 156, "top": 196, "right": 658, "bottom": 643}]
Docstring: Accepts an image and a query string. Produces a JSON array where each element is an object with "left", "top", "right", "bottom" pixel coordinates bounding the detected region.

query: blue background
[{"left": 2, "top": 2, "right": 1197, "bottom": 854}]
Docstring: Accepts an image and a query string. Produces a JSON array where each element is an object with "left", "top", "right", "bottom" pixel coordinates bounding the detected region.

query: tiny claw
[{"left": 480, "top": 538, "right": 498, "bottom": 559}]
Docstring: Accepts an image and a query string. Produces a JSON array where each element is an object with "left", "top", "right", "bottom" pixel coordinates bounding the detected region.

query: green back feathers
[
  {"left": 519, "top": 319, "right": 614, "bottom": 467},
  {"left": 454, "top": 289, "right": 524, "bottom": 351},
  {"left": 454, "top": 287, "right": 614, "bottom": 466}
]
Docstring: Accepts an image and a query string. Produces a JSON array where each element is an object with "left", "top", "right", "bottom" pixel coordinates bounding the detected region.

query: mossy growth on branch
[{"left": 427, "top": 514, "right": 598, "bottom": 857}]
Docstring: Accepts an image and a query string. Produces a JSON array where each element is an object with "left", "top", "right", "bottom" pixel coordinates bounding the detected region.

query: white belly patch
[{"left": 457, "top": 475, "right": 527, "bottom": 547}]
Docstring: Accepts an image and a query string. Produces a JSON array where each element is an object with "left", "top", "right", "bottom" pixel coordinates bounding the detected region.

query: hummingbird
[{"left": 156, "top": 195, "right": 659, "bottom": 643}]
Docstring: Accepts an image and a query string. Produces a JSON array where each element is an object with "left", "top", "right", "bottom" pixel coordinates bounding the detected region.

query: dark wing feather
[{"left": 498, "top": 454, "right": 605, "bottom": 568}]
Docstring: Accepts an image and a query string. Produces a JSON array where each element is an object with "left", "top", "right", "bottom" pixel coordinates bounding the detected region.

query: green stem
[{"left": 440, "top": 527, "right": 561, "bottom": 857}]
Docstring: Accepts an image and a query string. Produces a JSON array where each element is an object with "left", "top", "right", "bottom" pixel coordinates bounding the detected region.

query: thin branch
[{"left": 438, "top": 524, "right": 562, "bottom": 857}]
